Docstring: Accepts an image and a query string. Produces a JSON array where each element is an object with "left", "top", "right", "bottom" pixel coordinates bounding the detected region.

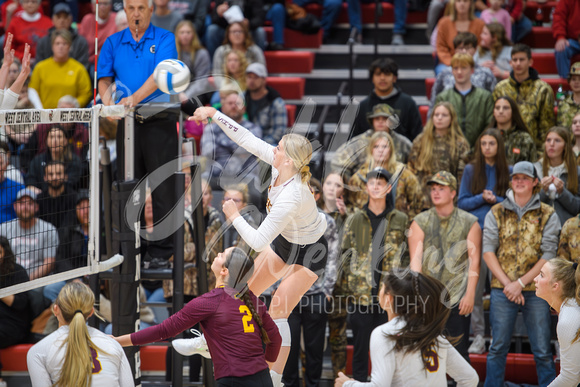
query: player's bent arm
[
  {"left": 232, "top": 197, "right": 299, "bottom": 252},
  {"left": 408, "top": 221, "right": 425, "bottom": 272}
]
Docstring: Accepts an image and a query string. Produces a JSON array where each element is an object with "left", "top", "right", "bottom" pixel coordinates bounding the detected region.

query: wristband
[{"left": 517, "top": 278, "right": 525, "bottom": 288}]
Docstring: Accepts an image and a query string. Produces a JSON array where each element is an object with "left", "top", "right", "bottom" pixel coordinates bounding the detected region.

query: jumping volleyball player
[
  {"left": 185, "top": 106, "right": 328, "bottom": 386},
  {"left": 26, "top": 282, "right": 133, "bottom": 387},
  {"left": 115, "top": 247, "right": 282, "bottom": 386}
]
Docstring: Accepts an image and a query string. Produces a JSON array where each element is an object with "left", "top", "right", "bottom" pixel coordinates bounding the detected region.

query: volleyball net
[{"left": 0, "top": 105, "right": 126, "bottom": 298}]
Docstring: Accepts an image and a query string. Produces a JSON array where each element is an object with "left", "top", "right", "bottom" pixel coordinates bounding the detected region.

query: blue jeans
[
  {"left": 556, "top": 39, "right": 580, "bottom": 79},
  {"left": 435, "top": 63, "right": 451, "bottom": 75},
  {"left": 293, "top": 0, "right": 343, "bottom": 37},
  {"left": 358, "top": 0, "right": 406, "bottom": 35},
  {"left": 44, "top": 281, "right": 66, "bottom": 302},
  {"left": 484, "top": 289, "right": 555, "bottom": 387},
  {"left": 512, "top": 15, "right": 532, "bottom": 43},
  {"left": 266, "top": 3, "right": 286, "bottom": 45}
]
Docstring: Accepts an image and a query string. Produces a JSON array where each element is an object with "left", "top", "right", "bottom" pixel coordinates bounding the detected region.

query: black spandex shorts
[
  {"left": 217, "top": 368, "right": 273, "bottom": 386},
  {"left": 270, "top": 234, "right": 328, "bottom": 274}
]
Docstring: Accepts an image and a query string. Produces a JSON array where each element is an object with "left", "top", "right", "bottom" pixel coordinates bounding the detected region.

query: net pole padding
[{"left": 171, "top": 172, "right": 185, "bottom": 387}]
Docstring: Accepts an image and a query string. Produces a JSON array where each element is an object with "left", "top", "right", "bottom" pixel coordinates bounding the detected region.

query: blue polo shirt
[{"left": 97, "top": 24, "right": 177, "bottom": 104}]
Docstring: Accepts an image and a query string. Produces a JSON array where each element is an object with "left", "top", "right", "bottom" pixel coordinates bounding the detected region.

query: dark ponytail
[
  {"left": 224, "top": 247, "right": 270, "bottom": 345},
  {"left": 382, "top": 270, "right": 457, "bottom": 371}
]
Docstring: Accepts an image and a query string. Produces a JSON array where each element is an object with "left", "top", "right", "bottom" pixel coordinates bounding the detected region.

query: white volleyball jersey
[{"left": 27, "top": 326, "right": 134, "bottom": 387}]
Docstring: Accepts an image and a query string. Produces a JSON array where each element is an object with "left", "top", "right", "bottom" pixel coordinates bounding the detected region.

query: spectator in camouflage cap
[
  {"left": 557, "top": 62, "right": 580, "bottom": 128},
  {"left": 331, "top": 103, "right": 412, "bottom": 182},
  {"left": 482, "top": 160, "right": 559, "bottom": 386},
  {"left": 408, "top": 170, "right": 481, "bottom": 362},
  {"left": 341, "top": 166, "right": 409, "bottom": 381}
]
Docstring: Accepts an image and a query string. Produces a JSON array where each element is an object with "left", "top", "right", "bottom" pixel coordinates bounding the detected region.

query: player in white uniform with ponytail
[
  {"left": 27, "top": 282, "right": 133, "bottom": 387},
  {"left": 182, "top": 106, "right": 328, "bottom": 386}
]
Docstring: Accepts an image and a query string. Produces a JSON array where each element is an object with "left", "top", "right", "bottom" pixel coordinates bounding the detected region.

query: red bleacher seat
[
  {"left": 303, "top": 2, "right": 427, "bottom": 25},
  {"left": 425, "top": 78, "right": 435, "bottom": 100},
  {"left": 263, "top": 27, "right": 323, "bottom": 49},
  {"left": 267, "top": 77, "right": 305, "bottom": 100},
  {"left": 287, "top": 104, "right": 296, "bottom": 127},
  {"left": 532, "top": 52, "right": 558, "bottom": 75},
  {"left": 419, "top": 105, "right": 428, "bottom": 126},
  {"left": 264, "top": 51, "right": 315, "bottom": 74},
  {"left": 522, "top": 27, "right": 555, "bottom": 49},
  {"left": 0, "top": 344, "right": 32, "bottom": 372},
  {"left": 141, "top": 345, "right": 168, "bottom": 371}
]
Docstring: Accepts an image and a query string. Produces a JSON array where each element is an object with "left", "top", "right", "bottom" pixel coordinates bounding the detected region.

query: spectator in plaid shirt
[{"left": 244, "top": 63, "right": 287, "bottom": 145}]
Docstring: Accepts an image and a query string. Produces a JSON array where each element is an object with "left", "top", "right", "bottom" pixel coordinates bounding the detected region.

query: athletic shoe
[
  {"left": 391, "top": 34, "right": 404, "bottom": 46},
  {"left": 172, "top": 329, "right": 211, "bottom": 358},
  {"left": 467, "top": 334, "right": 486, "bottom": 354}
]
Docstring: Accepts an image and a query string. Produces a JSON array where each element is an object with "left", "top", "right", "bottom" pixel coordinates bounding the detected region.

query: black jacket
[{"left": 354, "top": 87, "right": 423, "bottom": 142}]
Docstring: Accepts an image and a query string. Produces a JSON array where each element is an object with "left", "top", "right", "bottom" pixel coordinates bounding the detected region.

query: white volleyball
[{"left": 153, "top": 59, "right": 191, "bottom": 94}]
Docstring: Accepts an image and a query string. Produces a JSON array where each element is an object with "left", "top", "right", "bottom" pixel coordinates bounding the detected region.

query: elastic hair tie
[
  {"left": 234, "top": 284, "right": 249, "bottom": 300},
  {"left": 573, "top": 262, "right": 578, "bottom": 271},
  {"left": 74, "top": 309, "right": 84, "bottom": 316}
]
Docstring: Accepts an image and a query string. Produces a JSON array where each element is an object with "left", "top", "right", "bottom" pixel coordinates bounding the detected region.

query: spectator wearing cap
[
  {"left": 434, "top": 53, "right": 494, "bottom": 148},
  {"left": 352, "top": 58, "right": 423, "bottom": 142},
  {"left": 34, "top": 3, "right": 89, "bottom": 69},
  {"left": 0, "top": 145, "right": 24, "bottom": 223},
  {"left": 0, "top": 188, "right": 59, "bottom": 281},
  {"left": 346, "top": 131, "right": 424, "bottom": 220},
  {"left": 78, "top": 0, "right": 117, "bottom": 70},
  {"left": 553, "top": 0, "right": 580, "bottom": 79},
  {"left": 5, "top": 0, "right": 52, "bottom": 61},
  {"left": 482, "top": 161, "right": 559, "bottom": 386},
  {"left": 37, "top": 160, "right": 77, "bottom": 229},
  {"left": 341, "top": 166, "right": 409, "bottom": 382},
  {"left": 244, "top": 62, "right": 287, "bottom": 145},
  {"left": 332, "top": 103, "right": 412, "bottom": 182},
  {"left": 409, "top": 170, "right": 481, "bottom": 363},
  {"left": 557, "top": 62, "right": 580, "bottom": 128}
]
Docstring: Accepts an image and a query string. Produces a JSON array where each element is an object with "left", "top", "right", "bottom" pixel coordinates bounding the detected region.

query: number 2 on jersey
[{"left": 239, "top": 305, "right": 255, "bottom": 333}]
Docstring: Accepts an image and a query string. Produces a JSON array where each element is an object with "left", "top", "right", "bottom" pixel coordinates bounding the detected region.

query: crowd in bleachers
[{"left": 0, "top": 0, "right": 580, "bottom": 385}]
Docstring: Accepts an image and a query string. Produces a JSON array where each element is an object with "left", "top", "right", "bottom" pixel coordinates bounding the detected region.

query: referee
[{"left": 97, "top": 0, "right": 178, "bottom": 265}]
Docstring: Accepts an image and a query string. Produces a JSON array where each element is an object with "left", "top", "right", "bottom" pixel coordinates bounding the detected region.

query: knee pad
[{"left": 274, "top": 318, "right": 291, "bottom": 346}]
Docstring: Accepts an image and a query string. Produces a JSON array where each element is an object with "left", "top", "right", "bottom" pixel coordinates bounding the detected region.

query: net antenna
[{"left": 0, "top": 105, "right": 126, "bottom": 298}]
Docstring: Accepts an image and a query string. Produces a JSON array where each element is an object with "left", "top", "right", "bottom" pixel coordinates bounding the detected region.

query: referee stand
[{"left": 108, "top": 105, "right": 215, "bottom": 386}]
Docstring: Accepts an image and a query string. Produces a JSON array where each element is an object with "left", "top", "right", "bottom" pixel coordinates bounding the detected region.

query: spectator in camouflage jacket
[
  {"left": 341, "top": 167, "right": 409, "bottom": 382},
  {"left": 408, "top": 170, "right": 481, "bottom": 362},
  {"left": 556, "top": 62, "right": 580, "bottom": 128},
  {"left": 332, "top": 103, "right": 412, "bottom": 182},
  {"left": 558, "top": 214, "right": 580, "bottom": 263},
  {"left": 490, "top": 96, "right": 538, "bottom": 165},
  {"left": 492, "top": 44, "right": 555, "bottom": 149},
  {"left": 482, "top": 161, "right": 559, "bottom": 386},
  {"left": 347, "top": 131, "right": 424, "bottom": 220}
]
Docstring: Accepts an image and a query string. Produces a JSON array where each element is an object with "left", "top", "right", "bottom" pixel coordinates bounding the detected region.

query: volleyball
[{"left": 153, "top": 59, "right": 191, "bottom": 94}]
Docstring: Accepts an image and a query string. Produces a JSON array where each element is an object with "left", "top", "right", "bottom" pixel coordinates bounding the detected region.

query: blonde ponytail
[
  {"left": 282, "top": 133, "right": 313, "bottom": 184},
  {"left": 54, "top": 282, "right": 105, "bottom": 387}
]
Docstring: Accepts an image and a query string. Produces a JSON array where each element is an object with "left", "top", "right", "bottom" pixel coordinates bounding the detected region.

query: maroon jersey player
[{"left": 115, "top": 247, "right": 281, "bottom": 386}]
